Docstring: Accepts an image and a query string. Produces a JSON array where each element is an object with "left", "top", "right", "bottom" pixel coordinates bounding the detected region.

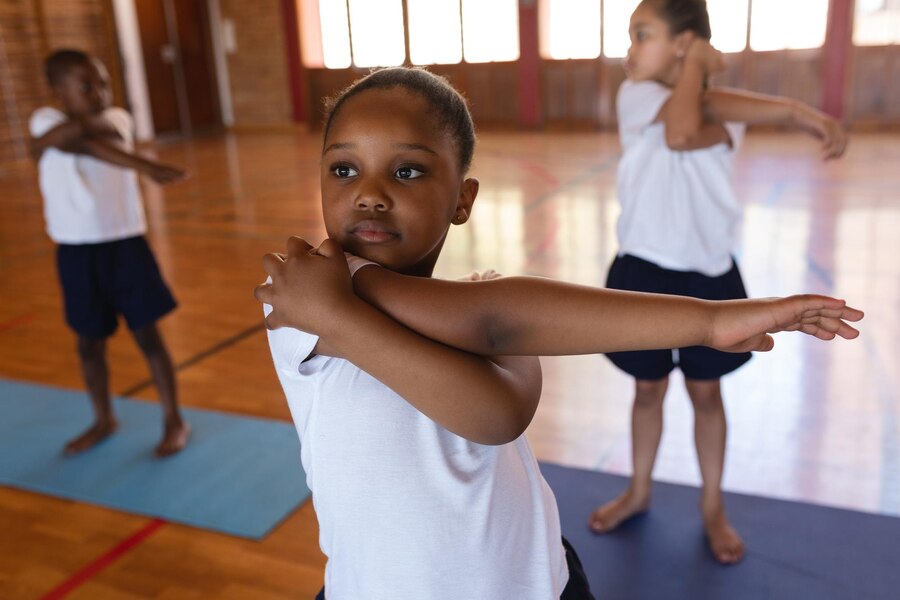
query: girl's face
[
  {"left": 625, "top": 2, "right": 691, "bottom": 85},
  {"left": 321, "top": 87, "right": 478, "bottom": 277}
]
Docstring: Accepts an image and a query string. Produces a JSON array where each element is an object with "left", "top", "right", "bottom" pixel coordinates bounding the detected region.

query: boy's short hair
[
  {"left": 323, "top": 67, "right": 476, "bottom": 175},
  {"left": 45, "top": 49, "right": 92, "bottom": 86}
]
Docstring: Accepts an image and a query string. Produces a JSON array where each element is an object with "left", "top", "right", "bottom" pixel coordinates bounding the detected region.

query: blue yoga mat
[
  {"left": 541, "top": 462, "right": 899, "bottom": 600},
  {"left": 0, "top": 379, "right": 310, "bottom": 540}
]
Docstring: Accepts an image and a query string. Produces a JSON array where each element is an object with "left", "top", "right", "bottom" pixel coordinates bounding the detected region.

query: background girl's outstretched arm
[{"left": 702, "top": 88, "right": 847, "bottom": 159}]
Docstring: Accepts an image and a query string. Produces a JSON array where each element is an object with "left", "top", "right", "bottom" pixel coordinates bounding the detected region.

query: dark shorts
[
  {"left": 314, "top": 537, "right": 595, "bottom": 600},
  {"left": 604, "top": 254, "right": 752, "bottom": 381},
  {"left": 56, "top": 236, "right": 177, "bottom": 339}
]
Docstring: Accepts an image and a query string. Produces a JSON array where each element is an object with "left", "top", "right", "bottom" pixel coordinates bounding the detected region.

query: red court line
[
  {"left": 40, "top": 519, "right": 166, "bottom": 600},
  {"left": 0, "top": 312, "right": 35, "bottom": 333}
]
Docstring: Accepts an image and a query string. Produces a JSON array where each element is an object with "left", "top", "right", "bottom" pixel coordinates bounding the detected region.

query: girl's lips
[{"left": 350, "top": 220, "right": 399, "bottom": 243}]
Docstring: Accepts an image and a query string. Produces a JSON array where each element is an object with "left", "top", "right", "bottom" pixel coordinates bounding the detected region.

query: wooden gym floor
[{"left": 0, "top": 130, "right": 897, "bottom": 598}]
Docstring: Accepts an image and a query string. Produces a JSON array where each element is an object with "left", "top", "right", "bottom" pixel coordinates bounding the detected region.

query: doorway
[{"left": 134, "top": 0, "right": 221, "bottom": 137}]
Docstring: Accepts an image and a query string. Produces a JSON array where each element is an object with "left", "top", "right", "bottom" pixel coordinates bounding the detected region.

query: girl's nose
[{"left": 354, "top": 181, "right": 392, "bottom": 211}]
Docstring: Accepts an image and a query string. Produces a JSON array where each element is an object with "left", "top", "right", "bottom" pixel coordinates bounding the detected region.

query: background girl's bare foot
[
  {"left": 588, "top": 488, "right": 650, "bottom": 533},
  {"left": 703, "top": 506, "right": 745, "bottom": 564},
  {"left": 64, "top": 419, "right": 118, "bottom": 455},
  {"left": 155, "top": 419, "right": 190, "bottom": 458}
]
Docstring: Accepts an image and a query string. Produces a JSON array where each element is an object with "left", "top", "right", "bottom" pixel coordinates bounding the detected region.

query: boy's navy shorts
[
  {"left": 56, "top": 236, "right": 177, "bottom": 339},
  {"left": 314, "top": 536, "right": 595, "bottom": 600},
  {"left": 604, "top": 253, "right": 752, "bottom": 381}
]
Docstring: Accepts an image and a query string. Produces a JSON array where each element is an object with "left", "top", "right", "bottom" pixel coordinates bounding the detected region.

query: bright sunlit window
[
  {"left": 707, "top": 0, "right": 749, "bottom": 53},
  {"left": 461, "top": 0, "right": 519, "bottom": 63},
  {"left": 408, "top": 0, "right": 463, "bottom": 64},
  {"left": 301, "top": 0, "right": 351, "bottom": 68},
  {"left": 602, "top": 0, "right": 640, "bottom": 58},
  {"left": 347, "top": 0, "right": 405, "bottom": 67},
  {"left": 749, "top": 0, "right": 828, "bottom": 51},
  {"left": 539, "top": 0, "right": 601, "bottom": 60},
  {"left": 854, "top": 0, "right": 900, "bottom": 46}
]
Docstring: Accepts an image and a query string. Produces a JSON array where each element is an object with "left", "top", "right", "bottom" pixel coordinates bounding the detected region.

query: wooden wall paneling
[{"left": 848, "top": 46, "right": 900, "bottom": 126}]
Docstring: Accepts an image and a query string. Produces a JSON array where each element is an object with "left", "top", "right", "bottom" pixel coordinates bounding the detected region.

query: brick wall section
[
  {"left": 220, "top": 0, "right": 292, "bottom": 127},
  {"left": 0, "top": 0, "right": 122, "bottom": 169}
]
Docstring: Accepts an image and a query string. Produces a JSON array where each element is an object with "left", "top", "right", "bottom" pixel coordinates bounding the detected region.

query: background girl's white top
[
  {"left": 265, "top": 306, "right": 568, "bottom": 600},
  {"left": 615, "top": 79, "right": 745, "bottom": 277},
  {"left": 29, "top": 107, "right": 147, "bottom": 245}
]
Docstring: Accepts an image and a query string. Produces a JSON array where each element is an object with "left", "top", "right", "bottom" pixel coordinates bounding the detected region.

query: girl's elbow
[{"left": 665, "top": 132, "right": 693, "bottom": 151}]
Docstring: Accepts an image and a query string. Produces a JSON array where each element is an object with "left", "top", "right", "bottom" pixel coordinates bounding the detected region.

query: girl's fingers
[
  {"left": 287, "top": 236, "right": 314, "bottom": 256},
  {"left": 261, "top": 252, "right": 285, "bottom": 274},
  {"left": 253, "top": 283, "right": 272, "bottom": 304}
]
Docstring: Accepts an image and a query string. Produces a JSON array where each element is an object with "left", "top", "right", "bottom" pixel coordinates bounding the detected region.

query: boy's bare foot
[
  {"left": 64, "top": 419, "right": 118, "bottom": 455},
  {"left": 703, "top": 505, "right": 745, "bottom": 564},
  {"left": 155, "top": 419, "right": 190, "bottom": 458},
  {"left": 588, "top": 488, "right": 650, "bottom": 533}
]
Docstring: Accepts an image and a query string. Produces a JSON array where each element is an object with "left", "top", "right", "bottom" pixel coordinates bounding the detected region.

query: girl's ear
[
  {"left": 452, "top": 177, "right": 479, "bottom": 225},
  {"left": 674, "top": 30, "right": 695, "bottom": 58}
]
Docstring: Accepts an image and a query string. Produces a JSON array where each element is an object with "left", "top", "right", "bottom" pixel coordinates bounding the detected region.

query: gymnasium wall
[{"left": 0, "top": 0, "right": 123, "bottom": 169}]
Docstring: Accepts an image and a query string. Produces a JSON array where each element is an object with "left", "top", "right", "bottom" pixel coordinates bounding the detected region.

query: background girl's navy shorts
[
  {"left": 604, "top": 254, "right": 752, "bottom": 381},
  {"left": 56, "top": 236, "right": 177, "bottom": 338}
]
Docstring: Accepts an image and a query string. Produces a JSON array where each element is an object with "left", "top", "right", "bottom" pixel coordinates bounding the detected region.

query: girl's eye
[
  {"left": 395, "top": 166, "right": 424, "bottom": 180},
  {"left": 332, "top": 165, "right": 358, "bottom": 178},
  {"left": 636, "top": 31, "right": 646, "bottom": 42}
]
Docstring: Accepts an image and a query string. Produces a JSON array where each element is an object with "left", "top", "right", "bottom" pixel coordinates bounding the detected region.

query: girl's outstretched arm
[
  {"left": 259, "top": 238, "right": 863, "bottom": 359},
  {"left": 703, "top": 88, "right": 847, "bottom": 160}
]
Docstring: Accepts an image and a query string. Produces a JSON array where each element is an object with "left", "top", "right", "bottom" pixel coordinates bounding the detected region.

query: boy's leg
[
  {"left": 685, "top": 377, "right": 744, "bottom": 564},
  {"left": 66, "top": 335, "right": 117, "bottom": 454},
  {"left": 132, "top": 324, "right": 190, "bottom": 457},
  {"left": 589, "top": 376, "right": 668, "bottom": 533}
]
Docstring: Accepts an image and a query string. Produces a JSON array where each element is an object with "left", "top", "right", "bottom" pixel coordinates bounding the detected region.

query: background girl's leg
[
  {"left": 685, "top": 378, "right": 744, "bottom": 564},
  {"left": 589, "top": 376, "right": 668, "bottom": 532},
  {"left": 132, "top": 323, "right": 190, "bottom": 457},
  {"left": 66, "top": 335, "right": 117, "bottom": 453}
]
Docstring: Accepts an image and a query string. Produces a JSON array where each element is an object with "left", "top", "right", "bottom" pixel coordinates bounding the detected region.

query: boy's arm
[
  {"left": 702, "top": 88, "right": 847, "bottom": 159},
  {"left": 260, "top": 241, "right": 541, "bottom": 446},
  {"left": 259, "top": 237, "right": 863, "bottom": 359},
  {"left": 30, "top": 114, "right": 184, "bottom": 183}
]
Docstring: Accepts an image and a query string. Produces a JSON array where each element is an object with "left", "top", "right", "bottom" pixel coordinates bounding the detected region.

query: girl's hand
[
  {"left": 707, "top": 295, "right": 863, "bottom": 353},
  {"left": 255, "top": 236, "right": 356, "bottom": 336},
  {"left": 685, "top": 38, "right": 725, "bottom": 76},
  {"left": 794, "top": 105, "right": 848, "bottom": 160}
]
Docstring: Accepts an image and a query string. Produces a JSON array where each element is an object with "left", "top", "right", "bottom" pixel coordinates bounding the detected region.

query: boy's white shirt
[
  {"left": 264, "top": 296, "right": 569, "bottom": 600},
  {"left": 616, "top": 79, "right": 746, "bottom": 277},
  {"left": 29, "top": 106, "right": 147, "bottom": 244}
]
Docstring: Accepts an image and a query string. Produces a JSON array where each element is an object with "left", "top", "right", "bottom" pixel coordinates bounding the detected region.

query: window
[
  {"left": 299, "top": 0, "right": 518, "bottom": 68},
  {"left": 539, "top": 0, "right": 601, "bottom": 60},
  {"left": 602, "top": 0, "right": 640, "bottom": 58},
  {"left": 749, "top": 0, "right": 829, "bottom": 51},
  {"left": 854, "top": 0, "right": 900, "bottom": 46},
  {"left": 707, "top": 0, "right": 749, "bottom": 53},
  {"left": 461, "top": 0, "right": 519, "bottom": 63},
  {"left": 347, "top": 0, "right": 405, "bottom": 67},
  {"left": 408, "top": 0, "right": 462, "bottom": 65}
]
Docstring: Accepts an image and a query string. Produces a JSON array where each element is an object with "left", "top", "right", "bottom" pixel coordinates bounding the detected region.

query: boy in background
[{"left": 29, "top": 49, "right": 189, "bottom": 457}]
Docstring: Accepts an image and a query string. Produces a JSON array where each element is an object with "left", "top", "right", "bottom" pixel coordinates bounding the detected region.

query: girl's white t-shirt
[
  {"left": 29, "top": 107, "right": 147, "bottom": 244},
  {"left": 265, "top": 308, "right": 568, "bottom": 600},
  {"left": 616, "top": 79, "right": 745, "bottom": 276}
]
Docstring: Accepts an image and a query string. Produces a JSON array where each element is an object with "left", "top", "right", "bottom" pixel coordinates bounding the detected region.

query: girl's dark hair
[
  {"left": 645, "top": 0, "right": 712, "bottom": 40},
  {"left": 44, "top": 48, "right": 91, "bottom": 85},
  {"left": 323, "top": 67, "right": 476, "bottom": 174}
]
